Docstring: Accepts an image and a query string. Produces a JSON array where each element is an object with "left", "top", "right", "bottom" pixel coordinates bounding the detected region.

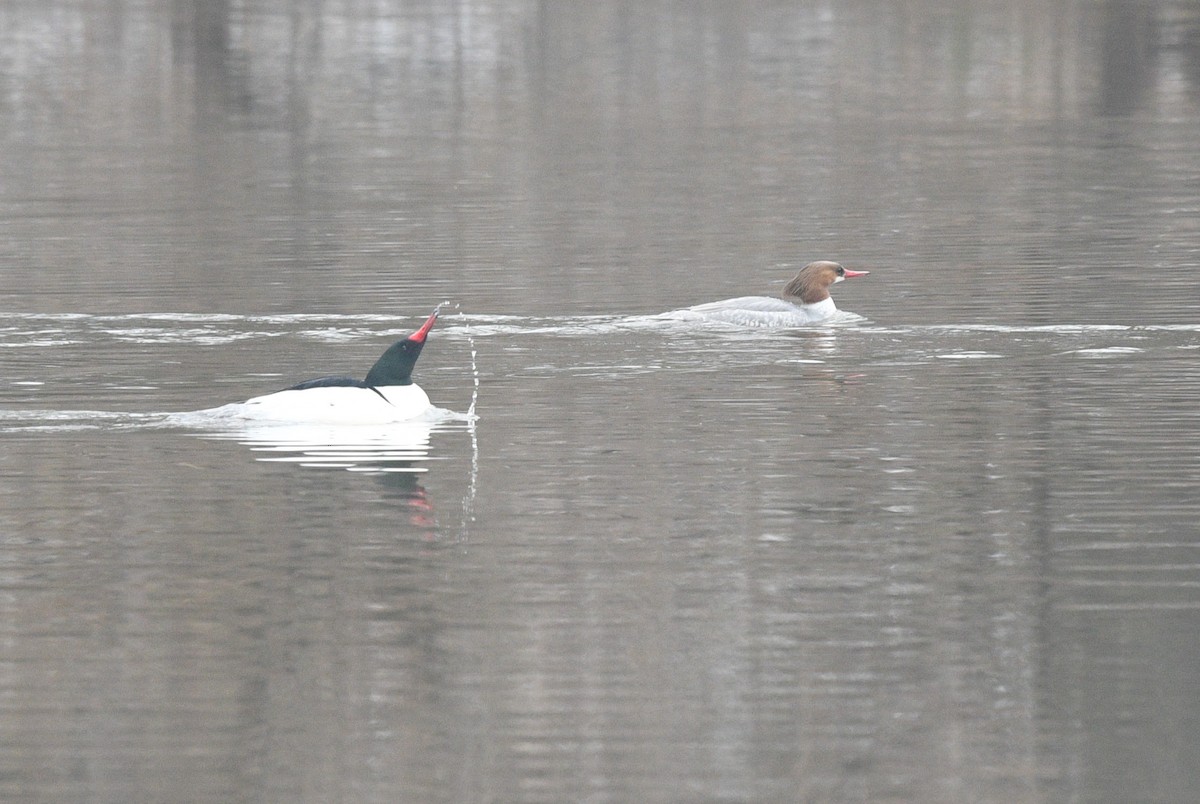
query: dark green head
[{"left": 363, "top": 308, "right": 439, "bottom": 387}]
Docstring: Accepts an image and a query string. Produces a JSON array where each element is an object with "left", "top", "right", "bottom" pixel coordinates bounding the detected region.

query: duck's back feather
[{"left": 678, "top": 296, "right": 838, "bottom": 327}]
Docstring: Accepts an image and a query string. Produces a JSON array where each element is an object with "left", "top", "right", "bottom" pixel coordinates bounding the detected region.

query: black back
[
  {"left": 287, "top": 376, "right": 370, "bottom": 391},
  {"left": 285, "top": 375, "right": 390, "bottom": 401}
]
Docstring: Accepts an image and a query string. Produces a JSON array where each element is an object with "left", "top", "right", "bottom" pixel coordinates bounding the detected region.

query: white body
[
  {"left": 679, "top": 296, "right": 839, "bottom": 327},
  {"left": 238, "top": 383, "right": 432, "bottom": 424}
]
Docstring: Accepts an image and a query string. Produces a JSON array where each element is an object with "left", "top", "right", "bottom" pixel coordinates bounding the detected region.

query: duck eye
[{"left": 836, "top": 266, "right": 845, "bottom": 275}]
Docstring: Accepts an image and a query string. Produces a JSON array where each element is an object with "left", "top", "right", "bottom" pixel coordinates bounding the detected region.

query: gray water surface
[{"left": 3, "top": 2, "right": 1200, "bottom": 802}]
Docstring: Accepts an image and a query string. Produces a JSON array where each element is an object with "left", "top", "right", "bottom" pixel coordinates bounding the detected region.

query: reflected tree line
[
  {"left": 156, "top": 0, "right": 1200, "bottom": 124},
  {"left": 4, "top": 1, "right": 1197, "bottom": 127}
]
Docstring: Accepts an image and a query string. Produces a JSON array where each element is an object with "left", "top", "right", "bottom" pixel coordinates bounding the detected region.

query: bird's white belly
[{"left": 239, "top": 384, "right": 431, "bottom": 424}]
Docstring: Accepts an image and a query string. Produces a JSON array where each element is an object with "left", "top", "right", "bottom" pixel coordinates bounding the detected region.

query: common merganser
[
  {"left": 681, "top": 261, "right": 869, "bottom": 327},
  {"left": 237, "top": 308, "right": 440, "bottom": 424}
]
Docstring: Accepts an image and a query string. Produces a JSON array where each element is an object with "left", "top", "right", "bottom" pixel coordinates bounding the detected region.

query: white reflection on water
[
  {"left": 199, "top": 419, "right": 436, "bottom": 472},
  {"left": 169, "top": 405, "right": 472, "bottom": 474}
]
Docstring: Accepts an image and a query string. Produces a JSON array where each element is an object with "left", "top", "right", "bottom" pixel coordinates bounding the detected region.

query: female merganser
[
  {"left": 680, "top": 261, "right": 868, "bottom": 327},
  {"left": 237, "top": 308, "right": 440, "bottom": 424}
]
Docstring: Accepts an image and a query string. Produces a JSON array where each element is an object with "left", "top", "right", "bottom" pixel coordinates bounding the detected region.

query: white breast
[{"left": 238, "top": 384, "right": 431, "bottom": 424}]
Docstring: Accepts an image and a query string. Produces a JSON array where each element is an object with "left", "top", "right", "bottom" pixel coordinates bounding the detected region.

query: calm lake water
[{"left": 3, "top": 1, "right": 1200, "bottom": 802}]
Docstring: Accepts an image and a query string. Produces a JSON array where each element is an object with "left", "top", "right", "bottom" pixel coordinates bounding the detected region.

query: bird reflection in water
[{"left": 206, "top": 419, "right": 443, "bottom": 529}]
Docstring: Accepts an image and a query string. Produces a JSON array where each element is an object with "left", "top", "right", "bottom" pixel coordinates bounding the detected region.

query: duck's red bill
[{"left": 408, "top": 308, "right": 440, "bottom": 343}]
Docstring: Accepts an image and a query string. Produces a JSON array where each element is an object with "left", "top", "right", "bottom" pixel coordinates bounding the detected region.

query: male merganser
[
  {"left": 237, "top": 308, "right": 440, "bottom": 424},
  {"left": 681, "top": 261, "right": 869, "bottom": 327}
]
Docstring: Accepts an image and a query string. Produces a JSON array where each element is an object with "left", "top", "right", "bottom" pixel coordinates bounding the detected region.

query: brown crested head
[
  {"left": 782, "top": 261, "right": 845, "bottom": 304},
  {"left": 781, "top": 261, "right": 867, "bottom": 304}
]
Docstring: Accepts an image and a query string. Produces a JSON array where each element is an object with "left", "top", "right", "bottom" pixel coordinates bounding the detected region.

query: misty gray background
[{"left": 2, "top": 2, "right": 1199, "bottom": 802}]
